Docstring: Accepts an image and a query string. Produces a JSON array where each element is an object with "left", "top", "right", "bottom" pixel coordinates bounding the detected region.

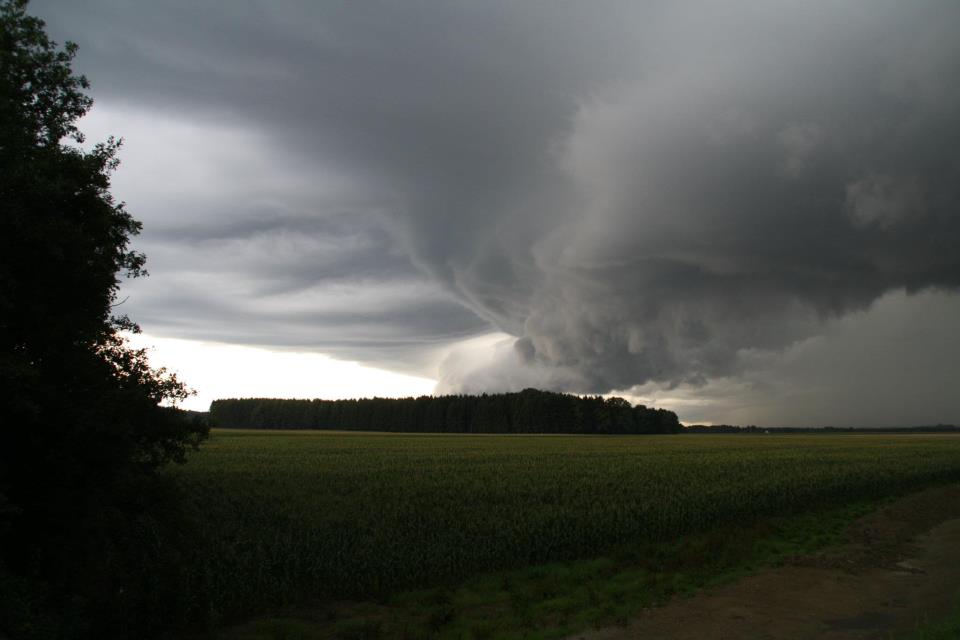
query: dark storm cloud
[
  {"left": 33, "top": 1, "right": 960, "bottom": 412},
  {"left": 617, "top": 290, "right": 960, "bottom": 427},
  {"left": 117, "top": 204, "right": 489, "bottom": 372},
  {"left": 144, "top": 209, "right": 415, "bottom": 291}
]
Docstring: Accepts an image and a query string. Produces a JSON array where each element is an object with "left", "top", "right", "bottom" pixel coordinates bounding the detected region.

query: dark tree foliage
[
  {"left": 0, "top": 2, "right": 207, "bottom": 637},
  {"left": 210, "top": 389, "right": 682, "bottom": 434}
]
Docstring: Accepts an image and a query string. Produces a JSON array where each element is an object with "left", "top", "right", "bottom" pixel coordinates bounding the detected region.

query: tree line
[
  {"left": 210, "top": 388, "right": 681, "bottom": 434},
  {"left": 683, "top": 424, "right": 960, "bottom": 433}
]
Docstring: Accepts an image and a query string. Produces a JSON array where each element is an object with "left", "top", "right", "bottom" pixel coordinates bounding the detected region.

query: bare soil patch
[{"left": 570, "top": 485, "right": 960, "bottom": 640}]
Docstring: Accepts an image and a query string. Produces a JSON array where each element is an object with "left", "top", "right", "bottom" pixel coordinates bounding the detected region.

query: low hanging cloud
[
  {"left": 616, "top": 289, "right": 960, "bottom": 427},
  {"left": 34, "top": 1, "right": 960, "bottom": 419},
  {"left": 433, "top": 1, "right": 960, "bottom": 393}
]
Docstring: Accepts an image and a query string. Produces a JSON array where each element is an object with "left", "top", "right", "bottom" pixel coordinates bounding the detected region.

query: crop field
[{"left": 174, "top": 430, "right": 960, "bottom": 633}]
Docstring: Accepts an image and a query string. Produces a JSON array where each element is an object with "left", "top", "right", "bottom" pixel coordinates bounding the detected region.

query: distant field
[{"left": 174, "top": 430, "right": 960, "bottom": 629}]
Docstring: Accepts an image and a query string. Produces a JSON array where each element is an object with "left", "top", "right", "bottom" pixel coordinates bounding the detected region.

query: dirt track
[{"left": 570, "top": 485, "right": 960, "bottom": 640}]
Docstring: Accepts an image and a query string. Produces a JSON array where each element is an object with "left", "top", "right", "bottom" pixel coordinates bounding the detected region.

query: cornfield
[{"left": 173, "top": 430, "right": 960, "bottom": 623}]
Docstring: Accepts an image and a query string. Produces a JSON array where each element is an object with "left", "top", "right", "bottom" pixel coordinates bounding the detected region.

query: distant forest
[
  {"left": 684, "top": 424, "right": 960, "bottom": 433},
  {"left": 209, "top": 388, "right": 681, "bottom": 434}
]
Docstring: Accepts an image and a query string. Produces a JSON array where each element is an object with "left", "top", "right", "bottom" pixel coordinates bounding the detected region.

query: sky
[{"left": 31, "top": 1, "right": 960, "bottom": 425}]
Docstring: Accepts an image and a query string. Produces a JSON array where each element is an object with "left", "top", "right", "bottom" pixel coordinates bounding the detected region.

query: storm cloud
[{"left": 33, "top": 1, "right": 960, "bottom": 422}]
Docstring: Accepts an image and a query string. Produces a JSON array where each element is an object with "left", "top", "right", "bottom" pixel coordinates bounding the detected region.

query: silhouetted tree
[{"left": 1, "top": 2, "right": 206, "bottom": 636}]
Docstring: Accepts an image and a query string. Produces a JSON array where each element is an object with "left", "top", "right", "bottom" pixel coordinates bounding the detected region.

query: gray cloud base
[{"left": 33, "top": 1, "right": 960, "bottom": 420}]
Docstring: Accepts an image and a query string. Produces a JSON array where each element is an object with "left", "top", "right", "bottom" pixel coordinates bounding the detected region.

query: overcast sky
[{"left": 32, "top": 1, "right": 960, "bottom": 425}]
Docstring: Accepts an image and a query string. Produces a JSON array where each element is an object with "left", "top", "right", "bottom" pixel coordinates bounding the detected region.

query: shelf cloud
[{"left": 34, "top": 0, "right": 960, "bottom": 423}]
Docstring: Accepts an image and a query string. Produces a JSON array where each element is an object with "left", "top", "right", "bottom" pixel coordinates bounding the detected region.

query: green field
[{"left": 176, "top": 430, "right": 960, "bottom": 637}]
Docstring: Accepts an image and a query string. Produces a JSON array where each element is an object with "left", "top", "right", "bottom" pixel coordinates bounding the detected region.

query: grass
[
  {"left": 908, "top": 595, "right": 960, "bottom": 640},
  {"left": 171, "top": 430, "right": 960, "bottom": 635}
]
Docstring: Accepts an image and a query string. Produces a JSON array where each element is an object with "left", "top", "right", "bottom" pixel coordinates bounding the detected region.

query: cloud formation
[
  {"left": 434, "top": 1, "right": 960, "bottom": 392},
  {"left": 33, "top": 1, "right": 960, "bottom": 421}
]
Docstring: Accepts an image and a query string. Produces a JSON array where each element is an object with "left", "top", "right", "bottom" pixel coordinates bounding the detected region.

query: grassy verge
[
  {"left": 213, "top": 498, "right": 881, "bottom": 640},
  {"left": 908, "top": 597, "right": 960, "bottom": 640}
]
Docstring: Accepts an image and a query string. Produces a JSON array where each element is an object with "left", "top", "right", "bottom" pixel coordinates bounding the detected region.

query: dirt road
[{"left": 570, "top": 485, "right": 960, "bottom": 640}]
